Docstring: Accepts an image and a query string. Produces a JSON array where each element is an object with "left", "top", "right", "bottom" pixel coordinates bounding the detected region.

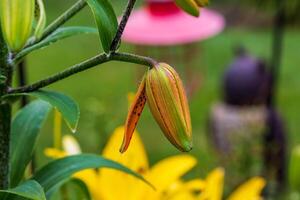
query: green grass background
[{"left": 21, "top": 0, "right": 300, "bottom": 181}]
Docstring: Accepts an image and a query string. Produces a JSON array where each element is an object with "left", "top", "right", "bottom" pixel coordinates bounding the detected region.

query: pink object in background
[{"left": 122, "top": 0, "right": 225, "bottom": 46}]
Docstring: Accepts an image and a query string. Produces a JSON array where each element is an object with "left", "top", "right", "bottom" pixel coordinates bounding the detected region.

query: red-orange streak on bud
[{"left": 120, "top": 78, "right": 147, "bottom": 153}]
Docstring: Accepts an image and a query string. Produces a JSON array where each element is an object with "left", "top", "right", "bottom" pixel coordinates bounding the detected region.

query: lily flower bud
[
  {"left": 121, "top": 63, "right": 192, "bottom": 153},
  {"left": 0, "top": 0, "right": 35, "bottom": 51},
  {"left": 175, "top": 0, "right": 209, "bottom": 17},
  {"left": 146, "top": 63, "right": 192, "bottom": 152}
]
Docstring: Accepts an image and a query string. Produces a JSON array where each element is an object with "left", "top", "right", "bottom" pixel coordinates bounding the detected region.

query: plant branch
[
  {"left": 110, "top": 0, "right": 137, "bottom": 52},
  {"left": 30, "top": 0, "right": 86, "bottom": 46},
  {"left": 8, "top": 52, "right": 156, "bottom": 94}
]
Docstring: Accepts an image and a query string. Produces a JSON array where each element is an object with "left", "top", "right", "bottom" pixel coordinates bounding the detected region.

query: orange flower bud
[
  {"left": 145, "top": 63, "right": 192, "bottom": 152},
  {"left": 121, "top": 63, "right": 192, "bottom": 153}
]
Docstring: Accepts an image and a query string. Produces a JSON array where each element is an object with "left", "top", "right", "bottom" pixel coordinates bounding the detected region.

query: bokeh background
[{"left": 19, "top": 0, "right": 299, "bottom": 186}]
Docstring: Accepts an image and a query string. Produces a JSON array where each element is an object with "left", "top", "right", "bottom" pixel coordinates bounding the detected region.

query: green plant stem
[
  {"left": 0, "top": 30, "right": 12, "bottom": 189},
  {"left": 31, "top": 0, "right": 86, "bottom": 46},
  {"left": 12, "top": 0, "right": 87, "bottom": 64},
  {"left": 8, "top": 52, "right": 156, "bottom": 94},
  {"left": 110, "top": 0, "right": 137, "bottom": 52}
]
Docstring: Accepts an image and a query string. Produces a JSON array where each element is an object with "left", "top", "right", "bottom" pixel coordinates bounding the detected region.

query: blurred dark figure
[
  {"left": 209, "top": 48, "right": 287, "bottom": 195},
  {"left": 224, "top": 47, "right": 270, "bottom": 106}
]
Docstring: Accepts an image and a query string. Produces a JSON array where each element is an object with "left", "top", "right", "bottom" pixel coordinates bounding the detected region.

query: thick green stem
[
  {"left": 8, "top": 52, "right": 156, "bottom": 94},
  {"left": 0, "top": 30, "right": 12, "bottom": 189},
  {"left": 110, "top": 0, "right": 137, "bottom": 52}
]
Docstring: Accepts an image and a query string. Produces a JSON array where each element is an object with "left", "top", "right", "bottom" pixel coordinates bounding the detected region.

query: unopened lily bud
[
  {"left": 121, "top": 63, "right": 192, "bottom": 153},
  {"left": 175, "top": 0, "right": 209, "bottom": 17},
  {"left": 146, "top": 63, "right": 192, "bottom": 152},
  {"left": 0, "top": 0, "right": 35, "bottom": 51}
]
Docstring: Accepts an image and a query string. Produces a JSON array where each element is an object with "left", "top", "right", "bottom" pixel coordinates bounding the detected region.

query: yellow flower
[
  {"left": 46, "top": 109, "right": 265, "bottom": 200},
  {"left": 122, "top": 63, "right": 192, "bottom": 153},
  {"left": 198, "top": 168, "right": 266, "bottom": 200},
  {"left": 45, "top": 126, "right": 266, "bottom": 200},
  {"left": 45, "top": 126, "right": 198, "bottom": 200}
]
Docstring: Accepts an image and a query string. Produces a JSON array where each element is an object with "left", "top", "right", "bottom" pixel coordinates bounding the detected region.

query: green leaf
[
  {"left": 31, "top": 90, "right": 80, "bottom": 132},
  {"left": 15, "top": 26, "right": 98, "bottom": 60},
  {"left": 36, "top": 26, "right": 98, "bottom": 49},
  {"left": 10, "top": 100, "right": 52, "bottom": 188},
  {"left": 62, "top": 178, "right": 92, "bottom": 200},
  {"left": 0, "top": 180, "right": 46, "bottom": 200},
  {"left": 44, "top": 178, "right": 91, "bottom": 200},
  {"left": 85, "top": 0, "right": 118, "bottom": 53},
  {"left": 32, "top": 154, "right": 152, "bottom": 195},
  {"left": 5, "top": 90, "right": 80, "bottom": 132},
  {"left": 69, "top": 178, "right": 92, "bottom": 200}
]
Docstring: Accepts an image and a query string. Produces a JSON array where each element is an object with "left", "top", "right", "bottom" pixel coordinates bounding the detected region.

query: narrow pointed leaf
[
  {"left": 10, "top": 100, "right": 52, "bottom": 187},
  {"left": 5, "top": 90, "right": 80, "bottom": 132},
  {"left": 15, "top": 27, "right": 98, "bottom": 60},
  {"left": 121, "top": 78, "right": 147, "bottom": 153},
  {"left": 0, "top": 180, "right": 46, "bottom": 200},
  {"left": 32, "top": 154, "right": 152, "bottom": 195},
  {"left": 85, "top": 0, "right": 118, "bottom": 53}
]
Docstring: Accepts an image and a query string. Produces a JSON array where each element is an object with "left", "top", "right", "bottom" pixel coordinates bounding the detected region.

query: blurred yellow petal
[
  {"left": 99, "top": 126, "right": 149, "bottom": 200},
  {"left": 199, "top": 168, "right": 225, "bottom": 200},
  {"left": 62, "top": 135, "right": 82, "bottom": 155},
  {"left": 170, "top": 192, "right": 197, "bottom": 200},
  {"left": 142, "top": 155, "right": 197, "bottom": 200},
  {"left": 227, "top": 177, "right": 266, "bottom": 200},
  {"left": 164, "top": 179, "right": 205, "bottom": 200},
  {"left": 44, "top": 148, "right": 66, "bottom": 158},
  {"left": 184, "top": 179, "right": 206, "bottom": 191},
  {"left": 148, "top": 155, "right": 196, "bottom": 188},
  {"left": 75, "top": 169, "right": 103, "bottom": 200}
]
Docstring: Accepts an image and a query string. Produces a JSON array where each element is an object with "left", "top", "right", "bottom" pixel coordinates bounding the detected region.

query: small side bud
[
  {"left": 175, "top": 0, "right": 209, "bottom": 17},
  {"left": 33, "top": 0, "right": 47, "bottom": 40}
]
